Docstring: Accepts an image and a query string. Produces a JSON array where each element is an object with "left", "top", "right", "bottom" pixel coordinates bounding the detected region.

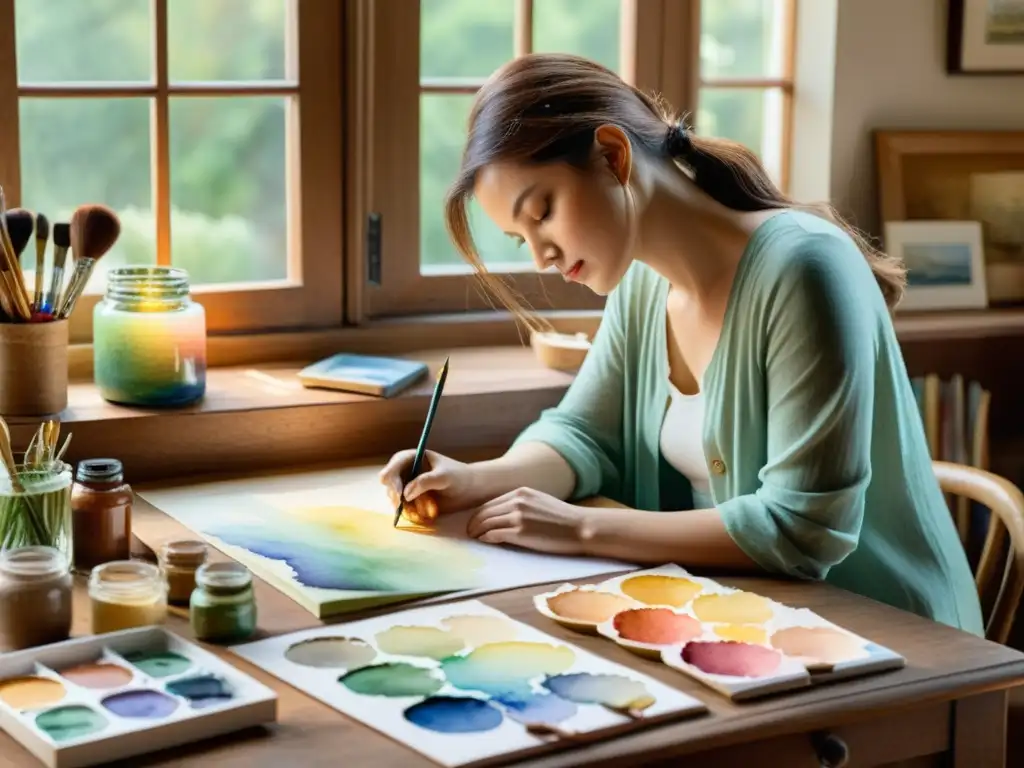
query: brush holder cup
[
  {"left": 0, "top": 319, "right": 69, "bottom": 417},
  {"left": 93, "top": 266, "right": 207, "bottom": 408}
]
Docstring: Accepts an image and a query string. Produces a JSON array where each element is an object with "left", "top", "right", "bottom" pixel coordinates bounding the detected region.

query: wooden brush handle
[
  {"left": 0, "top": 227, "right": 31, "bottom": 320},
  {"left": 43, "top": 245, "right": 68, "bottom": 313}
]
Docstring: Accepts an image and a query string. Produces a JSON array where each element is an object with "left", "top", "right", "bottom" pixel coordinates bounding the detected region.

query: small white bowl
[{"left": 531, "top": 331, "right": 591, "bottom": 371}]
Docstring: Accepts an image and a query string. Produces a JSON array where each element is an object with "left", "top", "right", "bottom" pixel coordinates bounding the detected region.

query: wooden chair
[{"left": 933, "top": 460, "right": 1024, "bottom": 763}]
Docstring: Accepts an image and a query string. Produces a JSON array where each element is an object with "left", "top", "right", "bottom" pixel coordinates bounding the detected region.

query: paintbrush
[
  {"left": 32, "top": 212, "right": 48, "bottom": 313},
  {"left": 43, "top": 222, "right": 70, "bottom": 315},
  {"left": 57, "top": 204, "right": 121, "bottom": 319},
  {"left": 5, "top": 209, "right": 34, "bottom": 265},
  {"left": 393, "top": 356, "right": 450, "bottom": 527},
  {"left": 0, "top": 187, "right": 32, "bottom": 321}
]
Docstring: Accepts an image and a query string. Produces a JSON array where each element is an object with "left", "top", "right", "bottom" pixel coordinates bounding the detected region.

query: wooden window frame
[
  {"left": 695, "top": 0, "right": 797, "bottom": 191},
  {"left": 0, "top": 0, "right": 344, "bottom": 344},
  {"left": 347, "top": 0, "right": 795, "bottom": 322}
]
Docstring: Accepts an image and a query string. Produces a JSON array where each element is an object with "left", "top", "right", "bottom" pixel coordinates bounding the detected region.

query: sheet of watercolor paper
[
  {"left": 231, "top": 599, "right": 705, "bottom": 767},
  {"left": 138, "top": 465, "right": 634, "bottom": 618}
]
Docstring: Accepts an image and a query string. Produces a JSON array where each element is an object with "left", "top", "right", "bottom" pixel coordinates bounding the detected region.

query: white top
[{"left": 660, "top": 381, "right": 712, "bottom": 496}]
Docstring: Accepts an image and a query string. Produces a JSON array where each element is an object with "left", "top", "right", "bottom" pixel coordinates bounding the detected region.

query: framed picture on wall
[
  {"left": 948, "top": 0, "right": 1024, "bottom": 74},
  {"left": 885, "top": 221, "right": 988, "bottom": 312}
]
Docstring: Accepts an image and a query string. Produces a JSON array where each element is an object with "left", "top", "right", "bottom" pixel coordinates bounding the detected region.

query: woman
[{"left": 381, "top": 53, "right": 983, "bottom": 635}]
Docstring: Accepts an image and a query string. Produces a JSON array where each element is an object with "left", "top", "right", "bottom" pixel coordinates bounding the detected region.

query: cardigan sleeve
[
  {"left": 510, "top": 287, "right": 627, "bottom": 501},
  {"left": 718, "top": 236, "right": 875, "bottom": 580}
]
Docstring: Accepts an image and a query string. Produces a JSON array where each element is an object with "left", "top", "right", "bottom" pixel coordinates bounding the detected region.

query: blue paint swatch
[
  {"left": 165, "top": 675, "right": 234, "bottom": 709},
  {"left": 101, "top": 689, "right": 179, "bottom": 719},
  {"left": 403, "top": 696, "right": 503, "bottom": 734},
  {"left": 494, "top": 692, "right": 577, "bottom": 725}
]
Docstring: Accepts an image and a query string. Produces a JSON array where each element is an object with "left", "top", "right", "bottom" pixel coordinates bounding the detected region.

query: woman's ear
[{"left": 593, "top": 124, "right": 632, "bottom": 186}]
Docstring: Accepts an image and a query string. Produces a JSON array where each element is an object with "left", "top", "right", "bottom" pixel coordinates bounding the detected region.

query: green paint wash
[
  {"left": 122, "top": 651, "right": 192, "bottom": 679},
  {"left": 36, "top": 706, "right": 108, "bottom": 742},
  {"left": 339, "top": 663, "right": 444, "bottom": 697}
]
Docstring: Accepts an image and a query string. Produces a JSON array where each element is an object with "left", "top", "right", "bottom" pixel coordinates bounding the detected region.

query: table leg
[{"left": 952, "top": 690, "right": 1008, "bottom": 768}]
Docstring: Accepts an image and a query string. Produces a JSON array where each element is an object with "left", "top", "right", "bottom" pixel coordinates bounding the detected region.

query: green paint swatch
[
  {"left": 339, "top": 662, "right": 443, "bottom": 697},
  {"left": 36, "top": 706, "right": 108, "bottom": 742},
  {"left": 122, "top": 651, "right": 192, "bottom": 679}
]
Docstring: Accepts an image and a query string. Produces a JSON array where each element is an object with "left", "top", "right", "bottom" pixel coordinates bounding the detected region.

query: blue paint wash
[
  {"left": 165, "top": 675, "right": 234, "bottom": 709},
  {"left": 403, "top": 696, "right": 504, "bottom": 734},
  {"left": 494, "top": 692, "right": 577, "bottom": 725}
]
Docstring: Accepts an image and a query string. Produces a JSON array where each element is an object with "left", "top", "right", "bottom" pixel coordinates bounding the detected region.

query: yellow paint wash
[
  {"left": 619, "top": 575, "right": 703, "bottom": 607},
  {"left": 0, "top": 677, "right": 66, "bottom": 710},
  {"left": 692, "top": 591, "right": 774, "bottom": 624},
  {"left": 713, "top": 623, "right": 768, "bottom": 644}
]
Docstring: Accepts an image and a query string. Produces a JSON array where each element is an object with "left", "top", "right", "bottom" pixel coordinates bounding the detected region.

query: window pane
[
  {"left": 700, "top": 0, "right": 788, "bottom": 79},
  {"left": 421, "top": 0, "right": 514, "bottom": 79},
  {"left": 697, "top": 88, "right": 783, "bottom": 184},
  {"left": 15, "top": 0, "right": 151, "bottom": 83},
  {"left": 169, "top": 97, "right": 289, "bottom": 285},
  {"left": 169, "top": 0, "right": 288, "bottom": 82},
  {"left": 533, "top": 0, "right": 621, "bottom": 73},
  {"left": 420, "top": 93, "right": 530, "bottom": 273},
  {"left": 19, "top": 98, "right": 155, "bottom": 297}
]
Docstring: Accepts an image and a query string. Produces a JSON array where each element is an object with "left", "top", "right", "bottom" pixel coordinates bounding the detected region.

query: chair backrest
[{"left": 933, "top": 460, "right": 1024, "bottom": 644}]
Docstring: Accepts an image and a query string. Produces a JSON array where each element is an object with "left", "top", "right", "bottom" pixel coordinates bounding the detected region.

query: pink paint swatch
[
  {"left": 612, "top": 608, "right": 702, "bottom": 645},
  {"left": 681, "top": 640, "right": 782, "bottom": 678}
]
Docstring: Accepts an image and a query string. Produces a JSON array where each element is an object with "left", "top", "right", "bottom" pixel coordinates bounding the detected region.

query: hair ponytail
[{"left": 446, "top": 53, "right": 907, "bottom": 314}]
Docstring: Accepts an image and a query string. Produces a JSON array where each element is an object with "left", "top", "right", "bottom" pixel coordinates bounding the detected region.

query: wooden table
[{"left": 3, "top": 499, "right": 1024, "bottom": 768}]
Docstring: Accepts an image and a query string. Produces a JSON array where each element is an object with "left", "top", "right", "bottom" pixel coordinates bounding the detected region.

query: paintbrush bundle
[{"left": 0, "top": 185, "right": 121, "bottom": 325}]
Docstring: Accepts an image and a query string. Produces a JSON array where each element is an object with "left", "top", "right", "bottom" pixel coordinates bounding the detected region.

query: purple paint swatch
[{"left": 101, "top": 689, "right": 179, "bottom": 719}]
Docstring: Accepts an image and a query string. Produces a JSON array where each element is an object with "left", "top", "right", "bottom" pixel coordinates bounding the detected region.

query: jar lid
[
  {"left": 76, "top": 459, "right": 124, "bottom": 483},
  {"left": 0, "top": 546, "right": 69, "bottom": 579},
  {"left": 89, "top": 560, "right": 165, "bottom": 600},
  {"left": 159, "top": 540, "right": 208, "bottom": 568},
  {"left": 196, "top": 561, "right": 252, "bottom": 594}
]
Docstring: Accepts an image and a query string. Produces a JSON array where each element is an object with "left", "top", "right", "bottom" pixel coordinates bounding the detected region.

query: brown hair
[{"left": 444, "top": 53, "right": 906, "bottom": 328}]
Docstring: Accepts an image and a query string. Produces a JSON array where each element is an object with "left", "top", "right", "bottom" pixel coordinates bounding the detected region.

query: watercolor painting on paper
[
  {"left": 139, "top": 465, "right": 633, "bottom": 618},
  {"left": 231, "top": 600, "right": 705, "bottom": 767}
]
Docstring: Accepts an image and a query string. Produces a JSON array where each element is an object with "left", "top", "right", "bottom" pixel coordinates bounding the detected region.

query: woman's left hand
[{"left": 465, "top": 487, "right": 589, "bottom": 555}]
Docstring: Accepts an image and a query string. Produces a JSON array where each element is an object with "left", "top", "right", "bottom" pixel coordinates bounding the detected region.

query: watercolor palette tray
[
  {"left": 534, "top": 564, "right": 907, "bottom": 701},
  {"left": 0, "top": 627, "right": 277, "bottom": 768},
  {"left": 231, "top": 599, "right": 706, "bottom": 767}
]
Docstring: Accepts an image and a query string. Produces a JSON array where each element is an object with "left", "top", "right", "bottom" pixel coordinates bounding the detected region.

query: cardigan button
[{"left": 711, "top": 459, "right": 726, "bottom": 475}]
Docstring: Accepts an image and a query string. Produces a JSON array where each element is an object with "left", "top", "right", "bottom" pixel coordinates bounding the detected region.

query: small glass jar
[
  {"left": 0, "top": 462, "right": 74, "bottom": 563},
  {"left": 89, "top": 560, "right": 168, "bottom": 635},
  {"left": 159, "top": 540, "right": 208, "bottom": 606},
  {"left": 70, "top": 458, "right": 133, "bottom": 573},
  {"left": 93, "top": 266, "right": 207, "bottom": 407},
  {"left": 190, "top": 562, "right": 257, "bottom": 644},
  {"left": 0, "top": 546, "right": 72, "bottom": 652}
]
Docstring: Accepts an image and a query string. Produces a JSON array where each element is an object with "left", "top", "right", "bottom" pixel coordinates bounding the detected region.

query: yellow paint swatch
[
  {"left": 714, "top": 623, "right": 768, "bottom": 644},
  {"left": 619, "top": 575, "right": 703, "bottom": 607},
  {"left": 0, "top": 677, "right": 66, "bottom": 710},
  {"left": 441, "top": 615, "right": 519, "bottom": 646},
  {"left": 692, "top": 591, "right": 773, "bottom": 624}
]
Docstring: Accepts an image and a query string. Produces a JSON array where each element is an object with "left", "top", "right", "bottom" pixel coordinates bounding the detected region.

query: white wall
[{"left": 827, "top": 0, "right": 1024, "bottom": 236}]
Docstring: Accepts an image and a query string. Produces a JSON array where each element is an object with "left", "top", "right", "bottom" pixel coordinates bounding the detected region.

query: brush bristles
[
  {"left": 70, "top": 204, "right": 121, "bottom": 260},
  {"left": 4, "top": 209, "right": 35, "bottom": 258},
  {"left": 52, "top": 223, "right": 70, "bottom": 249},
  {"left": 35, "top": 212, "right": 49, "bottom": 242}
]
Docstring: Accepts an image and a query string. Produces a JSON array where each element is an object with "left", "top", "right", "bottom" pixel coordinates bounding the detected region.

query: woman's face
[{"left": 473, "top": 131, "right": 635, "bottom": 296}]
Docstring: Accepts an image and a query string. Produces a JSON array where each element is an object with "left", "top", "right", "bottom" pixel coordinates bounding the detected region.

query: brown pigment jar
[
  {"left": 159, "top": 540, "right": 209, "bottom": 606},
  {"left": 0, "top": 546, "right": 73, "bottom": 652},
  {"left": 70, "top": 458, "right": 133, "bottom": 573}
]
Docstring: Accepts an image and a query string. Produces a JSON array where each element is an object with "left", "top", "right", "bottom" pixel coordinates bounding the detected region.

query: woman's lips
[{"left": 564, "top": 260, "right": 584, "bottom": 281}]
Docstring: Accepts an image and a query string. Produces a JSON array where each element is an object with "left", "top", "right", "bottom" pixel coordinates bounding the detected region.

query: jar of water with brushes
[{"left": 93, "top": 266, "right": 206, "bottom": 407}]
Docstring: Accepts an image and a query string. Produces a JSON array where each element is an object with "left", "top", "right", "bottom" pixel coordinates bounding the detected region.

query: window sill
[{"left": 12, "top": 346, "right": 575, "bottom": 484}]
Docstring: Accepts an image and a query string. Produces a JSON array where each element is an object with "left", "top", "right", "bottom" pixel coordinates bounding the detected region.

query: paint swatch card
[
  {"left": 231, "top": 599, "right": 706, "bottom": 767},
  {"left": 0, "top": 627, "right": 276, "bottom": 768},
  {"left": 139, "top": 464, "right": 635, "bottom": 619},
  {"left": 534, "top": 564, "right": 906, "bottom": 701}
]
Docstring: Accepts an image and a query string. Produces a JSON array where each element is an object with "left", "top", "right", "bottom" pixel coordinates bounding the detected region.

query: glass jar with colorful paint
[
  {"left": 70, "top": 458, "right": 133, "bottom": 573},
  {"left": 89, "top": 560, "right": 168, "bottom": 635},
  {"left": 93, "top": 266, "right": 207, "bottom": 407},
  {"left": 159, "top": 539, "right": 208, "bottom": 606},
  {"left": 0, "top": 545, "right": 72, "bottom": 652},
  {"left": 190, "top": 561, "right": 257, "bottom": 644}
]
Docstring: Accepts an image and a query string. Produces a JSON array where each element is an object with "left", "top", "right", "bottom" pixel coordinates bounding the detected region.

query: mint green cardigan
[{"left": 514, "top": 211, "right": 984, "bottom": 635}]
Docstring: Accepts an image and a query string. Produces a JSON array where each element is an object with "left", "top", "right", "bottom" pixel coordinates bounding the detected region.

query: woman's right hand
[{"left": 379, "top": 449, "right": 486, "bottom": 524}]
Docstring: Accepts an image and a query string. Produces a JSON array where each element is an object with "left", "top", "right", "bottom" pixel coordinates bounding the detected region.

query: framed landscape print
[
  {"left": 884, "top": 221, "right": 988, "bottom": 311},
  {"left": 948, "top": 0, "right": 1024, "bottom": 73}
]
